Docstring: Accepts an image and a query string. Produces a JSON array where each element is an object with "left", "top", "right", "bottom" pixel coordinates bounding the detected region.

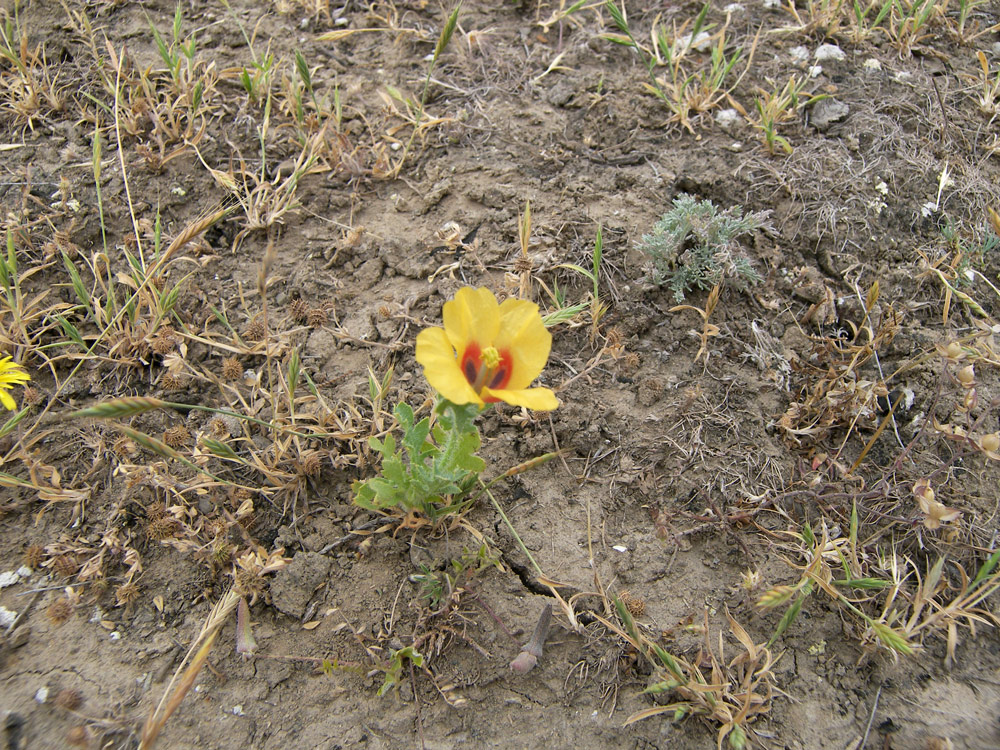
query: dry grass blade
[{"left": 140, "top": 590, "right": 240, "bottom": 749}]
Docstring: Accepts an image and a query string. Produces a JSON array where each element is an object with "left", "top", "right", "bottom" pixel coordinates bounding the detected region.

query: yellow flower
[
  {"left": 0, "top": 356, "right": 30, "bottom": 410},
  {"left": 416, "top": 287, "right": 558, "bottom": 410}
]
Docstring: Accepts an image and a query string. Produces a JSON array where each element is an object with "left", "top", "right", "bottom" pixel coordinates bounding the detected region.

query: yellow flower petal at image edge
[
  {"left": 416, "top": 287, "right": 559, "bottom": 410},
  {"left": 0, "top": 356, "right": 30, "bottom": 411}
]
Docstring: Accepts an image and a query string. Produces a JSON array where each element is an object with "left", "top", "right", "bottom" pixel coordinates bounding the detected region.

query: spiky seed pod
[
  {"left": 146, "top": 516, "right": 181, "bottom": 541},
  {"left": 159, "top": 373, "right": 185, "bottom": 391},
  {"left": 244, "top": 316, "right": 266, "bottom": 341},
  {"left": 213, "top": 541, "right": 234, "bottom": 567},
  {"left": 299, "top": 449, "right": 322, "bottom": 477},
  {"left": 306, "top": 307, "right": 328, "bottom": 327},
  {"left": 151, "top": 327, "right": 176, "bottom": 354},
  {"left": 622, "top": 352, "right": 640, "bottom": 371},
  {"left": 23, "top": 545, "right": 45, "bottom": 570},
  {"left": 54, "top": 688, "right": 83, "bottom": 711},
  {"left": 208, "top": 417, "right": 230, "bottom": 438},
  {"left": 162, "top": 425, "right": 191, "bottom": 448},
  {"left": 52, "top": 555, "right": 79, "bottom": 578},
  {"left": 233, "top": 568, "right": 266, "bottom": 602},
  {"left": 221, "top": 357, "right": 243, "bottom": 381},
  {"left": 289, "top": 299, "right": 309, "bottom": 323},
  {"left": 606, "top": 326, "right": 623, "bottom": 347},
  {"left": 115, "top": 581, "right": 140, "bottom": 607},
  {"left": 46, "top": 597, "right": 74, "bottom": 625},
  {"left": 619, "top": 591, "right": 646, "bottom": 618}
]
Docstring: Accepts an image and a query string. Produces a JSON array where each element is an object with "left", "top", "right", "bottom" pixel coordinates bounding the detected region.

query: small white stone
[
  {"left": 875, "top": 180, "right": 888, "bottom": 195},
  {"left": 16, "top": 566, "right": 32, "bottom": 578},
  {"left": 232, "top": 705, "right": 245, "bottom": 716},
  {"left": 35, "top": 686, "right": 49, "bottom": 703},
  {"left": 723, "top": 3, "right": 745, "bottom": 12},
  {"left": 0, "top": 570, "right": 21, "bottom": 588},
  {"left": 612, "top": 545, "right": 628, "bottom": 553},
  {"left": 808, "top": 65, "right": 823, "bottom": 78},
  {"left": 763, "top": 0, "right": 781, "bottom": 8},
  {"left": 678, "top": 31, "right": 712, "bottom": 52},
  {"left": 109, "top": 631, "right": 121, "bottom": 641},
  {"left": 789, "top": 46, "right": 809, "bottom": 62},
  {"left": 862, "top": 58, "right": 882, "bottom": 72},
  {"left": 714, "top": 107, "right": 740, "bottom": 131},
  {"left": 894, "top": 71, "right": 913, "bottom": 83},
  {"left": 815, "top": 43, "right": 845, "bottom": 62},
  {"left": 0, "top": 606, "right": 17, "bottom": 627}
]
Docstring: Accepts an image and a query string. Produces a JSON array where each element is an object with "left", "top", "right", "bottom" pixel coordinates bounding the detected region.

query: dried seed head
[
  {"left": 289, "top": 299, "right": 310, "bottom": 323},
  {"left": 233, "top": 568, "right": 266, "bottom": 601},
  {"left": 54, "top": 688, "right": 83, "bottom": 711},
  {"left": 162, "top": 425, "right": 191, "bottom": 448},
  {"left": 159, "top": 373, "right": 185, "bottom": 391},
  {"left": 115, "top": 581, "right": 140, "bottom": 607},
  {"left": 378, "top": 305, "right": 392, "bottom": 318},
  {"left": 151, "top": 327, "right": 176, "bottom": 354},
  {"left": 66, "top": 726, "right": 90, "bottom": 747},
  {"left": 221, "top": 357, "right": 243, "bottom": 381},
  {"left": 112, "top": 436, "right": 139, "bottom": 459},
  {"left": 244, "top": 316, "right": 266, "bottom": 341},
  {"left": 299, "top": 449, "right": 322, "bottom": 477},
  {"left": 52, "top": 555, "right": 79, "bottom": 578},
  {"left": 514, "top": 255, "right": 533, "bottom": 273},
  {"left": 46, "top": 597, "right": 74, "bottom": 625},
  {"left": 306, "top": 307, "right": 328, "bottom": 327},
  {"left": 208, "top": 416, "right": 231, "bottom": 437},
  {"left": 23, "top": 545, "right": 45, "bottom": 569},
  {"left": 606, "top": 326, "right": 623, "bottom": 347},
  {"left": 146, "top": 516, "right": 181, "bottom": 541},
  {"left": 20, "top": 386, "right": 42, "bottom": 406},
  {"left": 619, "top": 590, "right": 646, "bottom": 617},
  {"left": 622, "top": 352, "right": 640, "bottom": 371},
  {"left": 213, "top": 541, "right": 234, "bottom": 566},
  {"left": 957, "top": 365, "right": 976, "bottom": 386}
]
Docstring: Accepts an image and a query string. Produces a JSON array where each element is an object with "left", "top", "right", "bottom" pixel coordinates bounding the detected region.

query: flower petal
[
  {"left": 416, "top": 327, "right": 484, "bottom": 406},
  {"left": 0, "top": 389, "right": 15, "bottom": 410},
  {"left": 482, "top": 385, "right": 559, "bottom": 411},
  {"left": 442, "top": 287, "right": 500, "bottom": 353},
  {"left": 494, "top": 298, "right": 552, "bottom": 390}
]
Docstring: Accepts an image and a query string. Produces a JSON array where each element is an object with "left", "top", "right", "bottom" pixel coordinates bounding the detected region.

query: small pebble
[{"left": 815, "top": 43, "right": 845, "bottom": 62}]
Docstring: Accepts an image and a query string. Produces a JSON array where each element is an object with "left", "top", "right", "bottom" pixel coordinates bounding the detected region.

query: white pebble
[
  {"left": 35, "top": 686, "right": 49, "bottom": 703},
  {"left": 714, "top": 107, "right": 740, "bottom": 131},
  {"left": 815, "top": 43, "right": 845, "bottom": 62},
  {"left": 0, "top": 606, "right": 17, "bottom": 627},
  {"left": 0, "top": 571, "right": 21, "bottom": 588},
  {"left": 863, "top": 58, "right": 882, "bottom": 72},
  {"left": 789, "top": 46, "right": 809, "bottom": 62},
  {"left": 808, "top": 65, "right": 823, "bottom": 78},
  {"left": 16, "top": 566, "right": 32, "bottom": 578}
]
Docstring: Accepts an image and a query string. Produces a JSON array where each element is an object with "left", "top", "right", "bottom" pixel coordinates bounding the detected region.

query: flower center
[{"left": 460, "top": 342, "right": 512, "bottom": 395}]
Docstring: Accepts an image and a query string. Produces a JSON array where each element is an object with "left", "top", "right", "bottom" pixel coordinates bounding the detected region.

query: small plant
[
  {"left": 605, "top": 0, "right": 753, "bottom": 133},
  {"left": 639, "top": 194, "right": 771, "bottom": 302},
  {"left": 752, "top": 75, "right": 827, "bottom": 155},
  {"left": 354, "top": 287, "right": 558, "bottom": 526}
]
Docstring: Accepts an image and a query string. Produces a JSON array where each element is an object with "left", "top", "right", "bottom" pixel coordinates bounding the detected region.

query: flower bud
[
  {"left": 944, "top": 342, "right": 964, "bottom": 360},
  {"left": 981, "top": 433, "right": 1000, "bottom": 453},
  {"left": 957, "top": 365, "right": 976, "bottom": 386}
]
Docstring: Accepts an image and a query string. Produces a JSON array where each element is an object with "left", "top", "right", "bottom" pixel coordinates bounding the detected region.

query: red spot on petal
[
  {"left": 487, "top": 350, "right": 513, "bottom": 390},
  {"left": 460, "top": 342, "right": 481, "bottom": 385}
]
